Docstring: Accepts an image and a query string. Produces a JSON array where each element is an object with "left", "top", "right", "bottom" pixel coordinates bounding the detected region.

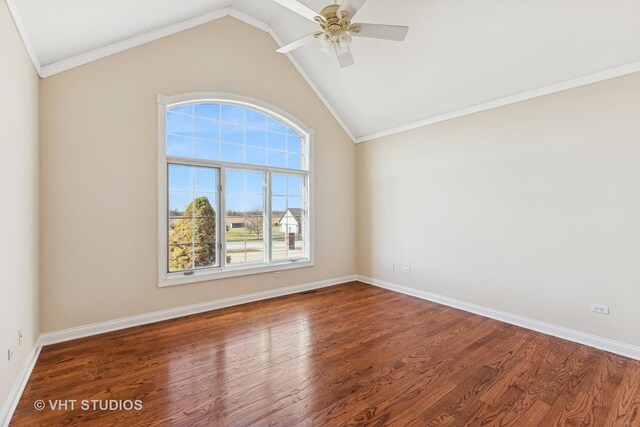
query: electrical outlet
[
  {"left": 389, "top": 263, "right": 395, "bottom": 271},
  {"left": 591, "top": 304, "right": 609, "bottom": 315},
  {"left": 19, "top": 329, "right": 24, "bottom": 346},
  {"left": 8, "top": 346, "right": 14, "bottom": 361},
  {"left": 402, "top": 265, "right": 411, "bottom": 273},
  {"left": 273, "top": 271, "right": 282, "bottom": 278}
]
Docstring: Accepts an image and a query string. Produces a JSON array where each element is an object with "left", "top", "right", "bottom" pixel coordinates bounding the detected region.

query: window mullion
[
  {"left": 265, "top": 171, "right": 272, "bottom": 264},
  {"left": 220, "top": 165, "right": 227, "bottom": 270},
  {"left": 191, "top": 112, "right": 196, "bottom": 270}
]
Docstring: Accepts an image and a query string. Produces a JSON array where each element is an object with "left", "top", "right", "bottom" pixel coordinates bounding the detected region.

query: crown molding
[
  {"left": 355, "top": 60, "right": 640, "bottom": 143},
  {"left": 39, "top": 7, "right": 243, "bottom": 78},
  {"left": 29, "top": 6, "right": 357, "bottom": 142},
  {"left": 6, "top": 0, "right": 639, "bottom": 145},
  {"left": 4, "top": 0, "right": 43, "bottom": 77}
]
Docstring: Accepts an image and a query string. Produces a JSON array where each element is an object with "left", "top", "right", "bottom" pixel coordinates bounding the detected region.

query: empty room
[{"left": 2, "top": 0, "right": 640, "bottom": 425}]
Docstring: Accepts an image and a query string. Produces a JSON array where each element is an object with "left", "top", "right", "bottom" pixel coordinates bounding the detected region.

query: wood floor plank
[{"left": 9, "top": 282, "right": 640, "bottom": 426}]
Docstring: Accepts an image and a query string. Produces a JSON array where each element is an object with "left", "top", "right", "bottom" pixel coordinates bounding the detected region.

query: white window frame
[{"left": 157, "top": 92, "right": 315, "bottom": 287}]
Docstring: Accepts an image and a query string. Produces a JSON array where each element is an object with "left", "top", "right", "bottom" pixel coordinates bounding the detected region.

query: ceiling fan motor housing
[{"left": 318, "top": 5, "right": 353, "bottom": 41}]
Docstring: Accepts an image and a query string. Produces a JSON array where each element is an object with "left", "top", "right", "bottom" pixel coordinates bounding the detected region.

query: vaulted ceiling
[{"left": 7, "top": 0, "right": 640, "bottom": 141}]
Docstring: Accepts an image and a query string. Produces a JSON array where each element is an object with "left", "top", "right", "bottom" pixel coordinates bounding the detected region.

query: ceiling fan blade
[
  {"left": 277, "top": 32, "right": 322, "bottom": 54},
  {"left": 350, "top": 23, "right": 409, "bottom": 41},
  {"left": 271, "top": 0, "right": 319, "bottom": 22},
  {"left": 336, "top": 48, "right": 355, "bottom": 68},
  {"left": 337, "top": 0, "right": 368, "bottom": 20}
]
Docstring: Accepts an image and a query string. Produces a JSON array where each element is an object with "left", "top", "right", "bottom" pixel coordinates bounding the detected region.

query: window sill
[{"left": 158, "top": 259, "right": 314, "bottom": 288}]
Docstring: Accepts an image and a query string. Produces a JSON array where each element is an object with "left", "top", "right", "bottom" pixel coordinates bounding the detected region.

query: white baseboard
[
  {"left": 39, "top": 275, "right": 357, "bottom": 346},
  {"left": 12, "top": 273, "right": 636, "bottom": 426},
  {"left": 2, "top": 274, "right": 356, "bottom": 425},
  {"left": 357, "top": 275, "right": 640, "bottom": 361},
  {"left": 0, "top": 343, "right": 42, "bottom": 427}
]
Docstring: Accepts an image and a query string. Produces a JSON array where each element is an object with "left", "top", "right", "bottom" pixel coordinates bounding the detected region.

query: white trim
[
  {"left": 39, "top": 275, "right": 356, "bottom": 346},
  {"left": 357, "top": 275, "right": 640, "bottom": 361},
  {"left": 0, "top": 343, "right": 42, "bottom": 427},
  {"left": 355, "top": 60, "right": 640, "bottom": 143},
  {"left": 3, "top": 0, "right": 43, "bottom": 77},
  {"left": 39, "top": 7, "right": 237, "bottom": 78},
  {"left": 22, "top": 5, "right": 356, "bottom": 142},
  {"left": 160, "top": 260, "right": 315, "bottom": 287}
]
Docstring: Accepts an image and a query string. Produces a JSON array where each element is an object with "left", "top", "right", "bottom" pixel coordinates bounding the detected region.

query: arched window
[{"left": 158, "top": 93, "right": 313, "bottom": 286}]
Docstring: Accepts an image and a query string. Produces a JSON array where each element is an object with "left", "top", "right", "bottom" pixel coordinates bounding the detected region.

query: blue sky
[{"left": 166, "top": 103, "right": 303, "bottom": 169}]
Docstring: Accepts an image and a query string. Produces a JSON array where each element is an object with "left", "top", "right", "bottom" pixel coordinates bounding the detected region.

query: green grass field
[
  {"left": 226, "top": 226, "right": 302, "bottom": 242},
  {"left": 226, "top": 226, "right": 287, "bottom": 242}
]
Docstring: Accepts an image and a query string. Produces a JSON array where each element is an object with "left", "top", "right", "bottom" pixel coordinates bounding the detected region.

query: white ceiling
[{"left": 8, "top": 0, "right": 640, "bottom": 141}]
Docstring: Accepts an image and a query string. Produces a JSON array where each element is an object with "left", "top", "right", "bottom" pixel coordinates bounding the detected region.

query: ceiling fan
[{"left": 273, "top": 0, "right": 409, "bottom": 68}]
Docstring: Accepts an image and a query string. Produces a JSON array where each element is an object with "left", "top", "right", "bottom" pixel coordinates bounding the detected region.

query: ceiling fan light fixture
[
  {"left": 318, "top": 30, "right": 333, "bottom": 54},
  {"left": 335, "top": 43, "right": 350, "bottom": 56},
  {"left": 338, "top": 31, "right": 352, "bottom": 48}
]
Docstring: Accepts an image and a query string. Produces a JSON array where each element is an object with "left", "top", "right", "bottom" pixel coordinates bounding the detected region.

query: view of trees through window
[
  {"left": 164, "top": 100, "right": 310, "bottom": 276},
  {"left": 168, "top": 165, "right": 218, "bottom": 272}
]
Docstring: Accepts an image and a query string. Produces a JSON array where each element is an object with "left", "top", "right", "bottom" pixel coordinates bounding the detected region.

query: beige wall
[
  {"left": 0, "top": 0, "right": 39, "bottom": 417},
  {"left": 29, "top": 4, "right": 640, "bottom": 351},
  {"left": 39, "top": 17, "right": 356, "bottom": 332},
  {"left": 357, "top": 71, "right": 640, "bottom": 346}
]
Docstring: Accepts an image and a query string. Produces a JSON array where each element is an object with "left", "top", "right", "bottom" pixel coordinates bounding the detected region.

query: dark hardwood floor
[{"left": 10, "top": 282, "right": 640, "bottom": 426}]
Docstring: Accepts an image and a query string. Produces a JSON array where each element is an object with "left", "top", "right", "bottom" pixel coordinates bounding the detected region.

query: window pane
[
  {"left": 194, "top": 168, "right": 217, "bottom": 193},
  {"left": 168, "top": 165, "right": 192, "bottom": 191},
  {"left": 267, "top": 116, "right": 287, "bottom": 134},
  {"left": 272, "top": 195, "right": 286, "bottom": 212},
  {"left": 225, "top": 169, "right": 265, "bottom": 266},
  {"left": 225, "top": 170, "right": 245, "bottom": 193},
  {"left": 245, "top": 171, "right": 264, "bottom": 194},
  {"left": 267, "top": 150, "right": 286, "bottom": 168},
  {"left": 194, "top": 139, "right": 219, "bottom": 161},
  {"left": 287, "top": 135, "right": 302, "bottom": 154},
  {"left": 221, "top": 124, "right": 244, "bottom": 144},
  {"left": 195, "top": 118, "right": 219, "bottom": 140},
  {"left": 193, "top": 244, "right": 216, "bottom": 268},
  {"left": 287, "top": 153, "right": 303, "bottom": 170},
  {"left": 246, "top": 109, "right": 267, "bottom": 130},
  {"left": 168, "top": 164, "right": 218, "bottom": 272},
  {"left": 287, "top": 175, "right": 303, "bottom": 197},
  {"left": 169, "top": 192, "right": 192, "bottom": 217},
  {"left": 221, "top": 104, "right": 244, "bottom": 125},
  {"left": 167, "top": 135, "right": 192, "bottom": 157},
  {"left": 267, "top": 132, "right": 287, "bottom": 151},
  {"left": 246, "top": 147, "right": 266, "bottom": 166},
  {"left": 272, "top": 175, "right": 287, "bottom": 196},
  {"left": 246, "top": 129, "right": 266, "bottom": 148},
  {"left": 271, "top": 174, "right": 306, "bottom": 262},
  {"left": 195, "top": 192, "right": 217, "bottom": 211},
  {"left": 288, "top": 196, "right": 303, "bottom": 209},
  {"left": 221, "top": 143, "right": 244, "bottom": 163},
  {"left": 195, "top": 103, "right": 220, "bottom": 119},
  {"left": 167, "top": 112, "right": 193, "bottom": 138}
]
